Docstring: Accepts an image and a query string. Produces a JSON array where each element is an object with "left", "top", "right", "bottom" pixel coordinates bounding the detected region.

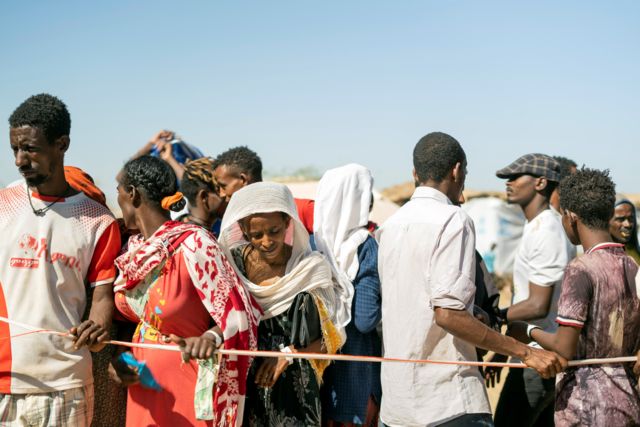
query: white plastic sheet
[{"left": 462, "top": 197, "right": 525, "bottom": 275}]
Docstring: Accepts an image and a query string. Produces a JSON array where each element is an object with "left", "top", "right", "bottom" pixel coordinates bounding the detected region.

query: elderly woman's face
[{"left": 243, "top": 212, "right": 290, "bottom": 262}]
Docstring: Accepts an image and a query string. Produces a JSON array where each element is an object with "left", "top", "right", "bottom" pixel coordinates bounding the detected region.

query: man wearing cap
[{"left": 492, "top": 154, "right": 574, "bottom": 426}]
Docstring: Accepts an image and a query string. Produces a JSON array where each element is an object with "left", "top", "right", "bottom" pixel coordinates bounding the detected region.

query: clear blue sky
[{"left": 2, "top": 1, "right": 639, "bottom": 205}]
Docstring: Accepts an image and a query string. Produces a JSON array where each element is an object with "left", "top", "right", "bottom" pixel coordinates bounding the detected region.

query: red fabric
[
  {"left": 0, "top": 282, "right": 12, "bottom": 393},
  {"left": 115, "top": 221, "right": 260, "bottom": 426},
  {"left": 64, "top": 166, "right": 107, "bottom": 206},
  {"left": 86, "top": 221, "right": 121, "bottom": 286},
  {"left": 114, "top": 221, "right": 194, "bottom": 291},
  {"left": 294, "top": 198, "right": 315, "bottom": 234},
  {"left": 115, "top": 254, "right": 215, "bottom": 426},
  {"left": 30, "top": 192, "right": 66, "bottom": 202}
]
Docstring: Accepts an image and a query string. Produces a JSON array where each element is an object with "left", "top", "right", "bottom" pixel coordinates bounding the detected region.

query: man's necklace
[{"left": 27, "top": 186, "right": 70, "bottom": 216}]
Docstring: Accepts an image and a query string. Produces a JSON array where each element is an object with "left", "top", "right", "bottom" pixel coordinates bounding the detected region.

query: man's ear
[
  {"left": 458, "top": 192, "right": 466, "bottom": 205},
  {"left": 534, "top": 176, "right": 549, "bottom": 192},
  {"left": 412, "top": 168, "right": 419, "bottom": 185},
  {"left": 452, "top": 162, "right": 463, "bottom": 183},
  {"left": 238, "top": 173, "right": 249, "bottom": 186},
  {"left": 561, "top": 207, "right": 577, "bottom": 223},
  {"left": 54, "top": 135, "right": 70, "bottom": 154}
]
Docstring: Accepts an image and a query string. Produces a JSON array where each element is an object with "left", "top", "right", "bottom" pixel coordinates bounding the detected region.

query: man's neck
[
  {"left": 418, "top": 180, "right": 452, "bottom": 202},
  {"left": 30, "top": 176, "right": 73, "bottom": 198},
  {"left": 522, "top": 196, "right": 549, "bottom": 221},
  {"left": 578, "top": 226, "right": 614, "bottom": 252}
]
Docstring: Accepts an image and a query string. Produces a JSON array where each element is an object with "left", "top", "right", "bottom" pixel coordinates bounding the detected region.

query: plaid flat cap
[{"left": 495, "top": 153, "right": 561, "bottom": 182}]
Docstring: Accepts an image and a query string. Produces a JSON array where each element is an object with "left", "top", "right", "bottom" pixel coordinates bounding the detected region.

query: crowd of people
[{"left": 0, "top": 93, "right": 639, "bottom": 427}]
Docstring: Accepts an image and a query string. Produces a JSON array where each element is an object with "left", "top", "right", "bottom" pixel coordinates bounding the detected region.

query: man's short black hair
[
  {"left": 542, "top": 180, "right": 558, "bottom": 199},
  {"left": 559, "top": 167, "right": 616, "bottom": 230},
  {"left": 413, "top": 132, "right": 466, "bottom": 183},
  {"left": 9, "top": 94, "right": 71, "bottom": 144},
  {"left": 213, "top": 146, "right": 262, "bottom": 182},
  {"left": 553, "top": 156, "right": 577, "bottom": 181}
]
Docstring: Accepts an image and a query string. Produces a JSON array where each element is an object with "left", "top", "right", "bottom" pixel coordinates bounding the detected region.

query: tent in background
[
  {"left": 461, "top": 197, "right": 525, "bottom": 275},
  {"left": 381, "top": 181, "right": 527, "bottom": 275}
]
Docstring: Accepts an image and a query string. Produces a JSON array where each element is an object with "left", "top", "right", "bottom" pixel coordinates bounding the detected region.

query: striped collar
[{"left": 585, "top": 242, "right": 624, "bottom": 254}]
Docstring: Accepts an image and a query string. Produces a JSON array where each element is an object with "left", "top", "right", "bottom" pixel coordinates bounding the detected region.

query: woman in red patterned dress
[{"left": 110, "top": 155, "right": 260, "bottom": 426}]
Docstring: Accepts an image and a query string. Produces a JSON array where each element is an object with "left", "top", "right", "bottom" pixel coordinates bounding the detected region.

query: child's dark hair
[
  {"left": 559, "top": 167, "right": 616, "bottom": 229},
  {"left": 121, "top": 155, "right": 186, "bottom": 212},
  {"left": 212, "top": 146, "right": 262, "bottom": 182}
]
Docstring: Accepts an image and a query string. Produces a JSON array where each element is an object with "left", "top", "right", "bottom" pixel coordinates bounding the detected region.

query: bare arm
[
  {"left": 131, "top": 130, "right": 174, "bottom": 159},
  {"left": 504, "top": 282, "right": 554, "bottom": 321},
  {"left": 131, "top": 141, "right": 155, "bottom": 159},
  {"left": 89, "top": 284, "right": 114, "bottom": 329},
  {"left": 434, "top": 307, "right": 567, "bottom": 378},
  {"left": 507, "top": 321, "right": 581, "bottom": 361},
  {"left": 130, "top": 128, "right": 187, "bottom": 181},
  {"left": 169, "top": 324, "right": 223, "bottom": 361},
  {"left": 254, "top": 338, "right": 325, "bottom": 388},
  {"left": 71, "top": 284, "right": 114, "bottom": 352},
  {"left": 108, "top": 320, "right": 139, "bottom": 386},
  {"left": 159, "top": 146, "right": 185, "bottom": 181},
  {"left": 294, "top": 338, "right": 325, "bottom": 354},
  {"left": 530, "top": 326, "right": 580, "bottom": 360}
]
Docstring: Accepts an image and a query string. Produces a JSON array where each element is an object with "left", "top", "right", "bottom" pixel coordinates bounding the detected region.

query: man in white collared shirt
[{"left": 376, "top": 132, "right": 567, "bottom": 427}]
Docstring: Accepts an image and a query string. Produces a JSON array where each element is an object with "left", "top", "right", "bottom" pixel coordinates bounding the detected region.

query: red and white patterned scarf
[{"left": 115, "top": 221, "right": 261, "bottom": 426}]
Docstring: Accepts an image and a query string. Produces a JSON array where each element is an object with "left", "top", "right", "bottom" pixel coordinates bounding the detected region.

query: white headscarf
[
  {"left": 218, "top": 182, "right": 353, "bottom": 341},
  {"left": 314, "top": 164, "right": 373, "bottom": 283}
]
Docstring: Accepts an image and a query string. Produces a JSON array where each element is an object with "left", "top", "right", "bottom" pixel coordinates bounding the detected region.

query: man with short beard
[
  {"left": 0, "top": 94, "right": 120, "bottom": 425},
  {"left": 609, "top": 198, "right": 640, "bottom": 264}
]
